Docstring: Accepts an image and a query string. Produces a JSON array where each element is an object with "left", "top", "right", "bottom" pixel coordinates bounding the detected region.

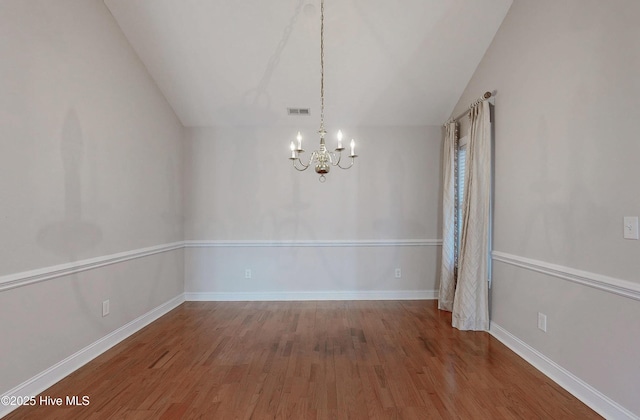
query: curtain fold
[
  {"left": 452, "top": 101, "right": 491, "bottom": 331},
  {"left": 438, "top": 122, "right": 457, "bottom": 311}
]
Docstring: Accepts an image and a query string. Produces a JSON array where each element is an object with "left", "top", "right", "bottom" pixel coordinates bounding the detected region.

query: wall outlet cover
[
  {"left": 537, "top": 312, "right": 547, "bottom": 332},
  {"left": 623, "top": 216, "right": 639, "bottom": 240}
]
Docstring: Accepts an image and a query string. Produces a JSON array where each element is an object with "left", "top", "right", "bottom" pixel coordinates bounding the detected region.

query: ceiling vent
[{"left": 287, "top": 108, "right": 310, "bottom": 116}]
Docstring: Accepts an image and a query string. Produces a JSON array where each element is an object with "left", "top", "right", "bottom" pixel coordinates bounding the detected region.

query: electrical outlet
[
  {"left": 395, "top": 268, "right": 401, "bottom": 278},
  {"left": 623, "top": 216, "right": 639, "bottom": 240},
  {"left": 537, "top": 312, "right": 547, "bottom": 332},
  {"left": 245, "top": 269, "right": 252, "bottom": 279},
  {"left": 102, "top": 300, "right": 110, "bottom": 317}
]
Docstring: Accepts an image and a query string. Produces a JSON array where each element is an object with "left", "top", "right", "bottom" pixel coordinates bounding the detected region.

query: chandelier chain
[{"left": 319, "top": 0, "right": 325, "bottom": 133}]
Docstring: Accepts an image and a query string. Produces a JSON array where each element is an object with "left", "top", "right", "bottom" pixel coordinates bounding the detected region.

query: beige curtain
[
  {"left": 438, "top": 122, "right": 457, "bottom": 311},
  {"left": 452, "top": 101, "right": 491, "bottom": 331}
]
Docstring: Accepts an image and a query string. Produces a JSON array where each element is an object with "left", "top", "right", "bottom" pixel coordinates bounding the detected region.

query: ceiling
[{"left": 104, "top": 0, "right": 512, "bottom": 127}]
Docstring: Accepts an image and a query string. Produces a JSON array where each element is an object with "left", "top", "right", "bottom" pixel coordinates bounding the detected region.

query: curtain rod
[{"left": 446, "top": 91, "right": 493, "bottom": 125}]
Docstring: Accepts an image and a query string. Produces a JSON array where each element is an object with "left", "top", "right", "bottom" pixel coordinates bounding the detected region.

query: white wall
[
  {"left": 184, "top": 125, "right": 442, "bottom": 298},
  {"left": 453, "top": 0, "right": 640, "bottom": 416},
  {"left": 0, "top": 0, "right": 184, "bottom": 397}
]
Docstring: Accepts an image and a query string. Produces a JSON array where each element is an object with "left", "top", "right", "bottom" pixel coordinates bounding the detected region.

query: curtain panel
[
  {"left": 452, "top": 101, "right": 491, "bottom": 331},
  {"left": 438, "top": 122, "right": 457, "bottom": 311}
]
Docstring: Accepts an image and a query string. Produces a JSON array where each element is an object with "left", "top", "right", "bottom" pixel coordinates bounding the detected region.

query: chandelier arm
[
  {"left": 327, "top": 150, "right": 340, "bottom": 166},
  {"left": 293, "top": 160, "right": 309, "bottom": 171},
  {"left": 326, "top": 151, "right": 335, "bottom": 165},
  {"left": 293, "top": 150, "right": 319, "bottom": 171},
  {"left": 292, "top": 156, "right": 310, "bottom": 171},
  {"left": 336, "top": 157, "right": 355, "bottom": 170}
]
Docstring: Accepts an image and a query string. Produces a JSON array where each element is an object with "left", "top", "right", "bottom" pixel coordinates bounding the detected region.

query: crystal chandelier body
[{"left": 288, "top": 0, "right": 358, "bottom": 182}]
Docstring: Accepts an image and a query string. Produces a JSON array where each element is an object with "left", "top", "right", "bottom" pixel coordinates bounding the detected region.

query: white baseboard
[
  {"left": 489, "top": 322, "right": 639, "bottom": 420},
  {"left": 184, "top": 239, "right": 442, "bottom": 248},
  {"left": 0, "top": 293, "right": 185, "bottom": 419},
  {"left": 185, "top": 290, "right": 437, "bottom": 301}
]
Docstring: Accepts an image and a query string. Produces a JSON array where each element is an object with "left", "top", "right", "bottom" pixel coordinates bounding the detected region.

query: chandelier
[{"left": 288, "top": 0, "right": 358, "bottom": 182}]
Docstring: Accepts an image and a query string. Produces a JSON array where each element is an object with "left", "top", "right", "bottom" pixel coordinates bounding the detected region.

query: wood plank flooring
[{"left": 5, "top": 300, "right": 600, "bottom": 419}]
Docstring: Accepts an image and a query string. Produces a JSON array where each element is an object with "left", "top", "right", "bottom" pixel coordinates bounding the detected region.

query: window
[{"left": 456, "top": 136, "right": 468, "bottom": 266}]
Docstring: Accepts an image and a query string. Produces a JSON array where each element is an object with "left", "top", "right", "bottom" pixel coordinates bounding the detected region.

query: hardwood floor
[{"left": 6, "top": 300, "right": 600, "bottom": 419}]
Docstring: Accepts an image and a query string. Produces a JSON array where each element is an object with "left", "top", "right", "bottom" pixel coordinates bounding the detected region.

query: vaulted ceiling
[{"left": 104, "top": 0, "right": 512, "bottom": 127}]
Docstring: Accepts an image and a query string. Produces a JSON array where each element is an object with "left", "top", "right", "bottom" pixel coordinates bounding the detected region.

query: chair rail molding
[
  {"left": 492, "top": 251, "right": 640, "bottom": 302},
  {"left": 1, "top": 239, "right": 441, "bottom": 293},
  {"left": 0, "top": 242, "right": 184, "bottom": 292}
]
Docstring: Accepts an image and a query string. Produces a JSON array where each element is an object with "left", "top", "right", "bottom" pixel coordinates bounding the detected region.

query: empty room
[{"left": 1, "top": 0, "right": 639, "bottom": 418}]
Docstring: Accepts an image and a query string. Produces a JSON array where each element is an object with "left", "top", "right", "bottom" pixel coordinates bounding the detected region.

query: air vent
[{"left": 287, "top": 108, "right": 311, "bottom": 116}]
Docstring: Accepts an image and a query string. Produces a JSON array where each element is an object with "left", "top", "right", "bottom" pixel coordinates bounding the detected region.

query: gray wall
[
  {"left": 0, "top": 0, "right": 184, "bottom": 394},
  {"left": 453, "top": 0, "right": 640, "bottom": 415},
  {"left": 183, "top": 125, "right": 443, "bottom": 296}
]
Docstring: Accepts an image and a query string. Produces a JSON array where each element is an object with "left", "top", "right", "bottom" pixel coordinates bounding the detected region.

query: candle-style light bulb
[
  {"left": 350, "top": 139, "right": 355, "bottom": 156},
  {"left": 337, "top": 130, "right": 343, "bottom": 149},
  {"left": 290, "top": 141, "right": 296, "bottom": 158},
  {"left": 296, "top": 132, "right": 302, "bottom": 150}
]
